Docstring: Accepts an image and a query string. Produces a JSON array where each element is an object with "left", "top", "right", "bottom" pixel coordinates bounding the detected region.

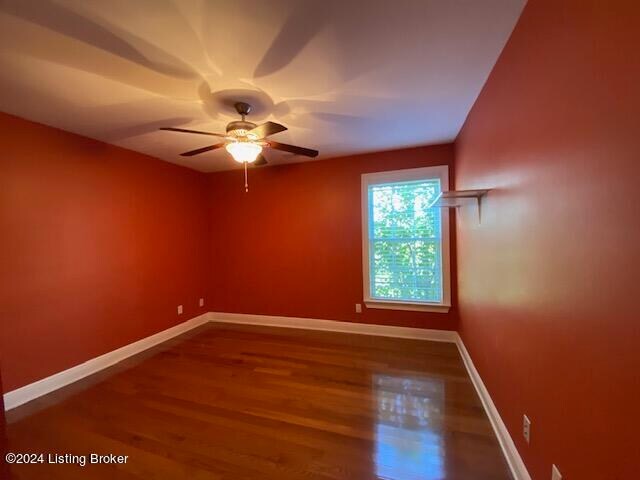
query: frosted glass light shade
[{"left": 225, "top": 142, "right": 262, "bottom": 163}]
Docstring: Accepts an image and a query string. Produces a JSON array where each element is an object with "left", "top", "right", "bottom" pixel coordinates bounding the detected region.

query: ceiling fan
[{"left": 160, "top": 102, "right": 318, "bottom": 167}]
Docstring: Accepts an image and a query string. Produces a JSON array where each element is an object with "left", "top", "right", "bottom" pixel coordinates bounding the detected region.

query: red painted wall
[
  {"left": 0, "top": 113, "right": 211, "bottom": 392},
  {"left": 0, "top": 370, "right": 8, "bottom": 479},
  {"left": 455, "top": 0, "right": 640, "bottom": 478},
  {"left": 208, "top": 145, "right": 457, "bottom": 330}
]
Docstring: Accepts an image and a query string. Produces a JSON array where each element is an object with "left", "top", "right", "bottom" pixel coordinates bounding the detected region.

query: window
[{"left": 361, "top": 166, "right": 450, "bottom": 312}]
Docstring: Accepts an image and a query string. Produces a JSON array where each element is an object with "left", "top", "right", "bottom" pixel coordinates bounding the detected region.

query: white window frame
[{"left": 361, "top": 165, "right": 451, "bottom": 313}]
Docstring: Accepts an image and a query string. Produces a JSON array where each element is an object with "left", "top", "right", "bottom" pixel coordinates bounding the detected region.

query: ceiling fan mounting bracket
[{"left": 234, "top": 102, "right": 252, "bottom": 117}]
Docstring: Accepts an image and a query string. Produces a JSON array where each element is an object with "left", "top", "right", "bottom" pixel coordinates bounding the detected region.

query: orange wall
[
  {"left": 0, "top": 113, "right": 211, "bottom": 392},
  {"left": 207, "top": 145, "right": 458, "bottom": 330},
  {"left": 455, "top": 0, "right": 640, "bottom": 478}
]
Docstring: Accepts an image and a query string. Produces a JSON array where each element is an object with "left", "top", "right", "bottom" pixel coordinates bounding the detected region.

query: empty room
[{"left": 0, "top": 0, "right": 637, "bottom": 479}]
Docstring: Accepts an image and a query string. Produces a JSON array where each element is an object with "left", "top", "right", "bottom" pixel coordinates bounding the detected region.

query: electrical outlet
[
  {"left": 199, "top": 298, "right": 204, "bottom": 307},
  {"left": 177, "top": 305, "right": 183, "bottom": 315},
  {"left": 523, "top": 415, "right": 531, "bottom": 444},
  {"left": 551, "top": 464, "right": 562, "bottom": 480},
  {"left": 355, "top": 303, "right": 362, "bottom": 313}
]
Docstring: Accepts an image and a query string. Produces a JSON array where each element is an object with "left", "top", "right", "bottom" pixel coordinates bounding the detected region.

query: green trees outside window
[{"left": 368, "top": 179, "right": 442, "bottom": 303}]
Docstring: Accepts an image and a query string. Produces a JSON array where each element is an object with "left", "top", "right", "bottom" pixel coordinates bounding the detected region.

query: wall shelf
[{"left": 429, "top": 189, "right": 490, "bottom": 223}]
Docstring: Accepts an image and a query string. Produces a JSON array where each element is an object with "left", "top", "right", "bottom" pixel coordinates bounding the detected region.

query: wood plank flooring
[{"left": 6, "top": 323, "right": 512, "bottom": 479}]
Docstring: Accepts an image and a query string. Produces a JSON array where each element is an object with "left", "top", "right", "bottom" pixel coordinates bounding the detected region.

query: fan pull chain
[{"left": 244, "top": 161, "right": 249, "bottom": 193}]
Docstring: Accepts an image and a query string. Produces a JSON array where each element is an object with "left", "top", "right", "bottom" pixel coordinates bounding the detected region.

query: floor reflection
[{"left": 374, "top": 375, "right": 445, "bottom": 480}]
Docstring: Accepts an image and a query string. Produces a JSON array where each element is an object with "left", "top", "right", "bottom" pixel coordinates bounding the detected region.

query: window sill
[{"left": 364, "top": 300, "right": 451, "bottom": 313}]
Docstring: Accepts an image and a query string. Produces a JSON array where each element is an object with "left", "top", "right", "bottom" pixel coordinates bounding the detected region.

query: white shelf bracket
[{"left": 429, "top": 189, "right": 490, "bottom": 224}]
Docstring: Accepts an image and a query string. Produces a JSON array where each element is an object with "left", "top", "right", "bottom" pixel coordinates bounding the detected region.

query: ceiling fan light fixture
[{"left": 225, "top": 141, "right": 262, "bottom": 163}]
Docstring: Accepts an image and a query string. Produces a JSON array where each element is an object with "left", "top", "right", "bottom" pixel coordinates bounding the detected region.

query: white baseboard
[
  {"left": 3, "top": 313, "right": 209, "bottom": 411},
  {"left": 455, "top": 334, "right": 531, "bottom": 480},
  {"left": 208, "top": 311, "right": 458, "bottom": 343}
]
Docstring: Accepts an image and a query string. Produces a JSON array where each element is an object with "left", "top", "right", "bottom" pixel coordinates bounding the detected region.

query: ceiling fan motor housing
[{"left": 226, "top": 120, "right": 258, "bottom": 138}]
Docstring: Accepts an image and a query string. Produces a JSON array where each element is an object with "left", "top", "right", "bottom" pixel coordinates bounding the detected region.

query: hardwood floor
[{"left": 6, "top": 324, "right": 512, "bottom": 479}]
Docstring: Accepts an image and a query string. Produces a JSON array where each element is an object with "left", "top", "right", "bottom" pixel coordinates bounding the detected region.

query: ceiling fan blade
[
  {"left": 253, "top": 154, "right": 268, "bottom": 166},
  {"left": 249, "top": 121, "right": 287, "bottom": 139},
  {"left": 180, "top": 144, "right": 225, "bottom": 157},
  {"left": 268, "top": 141, "right": 318, "bottom": 158},
  {"left": 161, "top": 127, "right": 226, "bottom": 138}
]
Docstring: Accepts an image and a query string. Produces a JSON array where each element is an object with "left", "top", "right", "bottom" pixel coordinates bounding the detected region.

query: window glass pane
[{"left": 368, "top": 179, "right": 442, "bottom": 303}]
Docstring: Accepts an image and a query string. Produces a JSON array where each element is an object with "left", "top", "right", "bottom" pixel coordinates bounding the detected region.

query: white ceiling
[{"left": 0, "top": 0, "right": 525, "bottom": 172}]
